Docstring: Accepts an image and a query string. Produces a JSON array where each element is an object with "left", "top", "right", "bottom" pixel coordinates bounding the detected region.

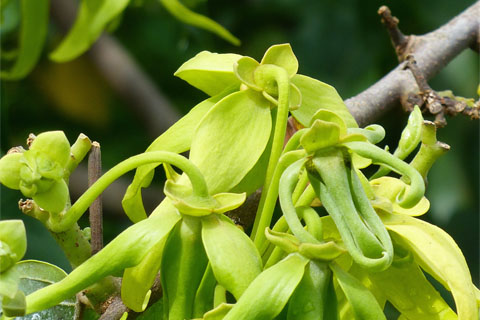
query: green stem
[
  {"left": 47, "top": 151, "right": 207, "bottom": 232},
  {"left": 250, "top": 65, "right": 291, "bottom": 236},
  {"left": 251, "top": 150, "right": 306, "bottom": 250},
  {"left": 49, "top": 224, "right": 91, "bottom": 269}
]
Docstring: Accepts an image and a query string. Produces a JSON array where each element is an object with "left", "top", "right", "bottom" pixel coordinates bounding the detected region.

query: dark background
[{"left": 1, "top": 0, "right": 478, "bottom": 316}]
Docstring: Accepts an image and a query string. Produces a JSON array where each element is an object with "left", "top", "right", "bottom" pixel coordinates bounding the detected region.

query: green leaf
[
  {"left": 160, "top": 0, "right": 240, "bottom": 46},
  {"left": 122, "top": 89, "right": 233, "bottom": 222},
  {"left": 7, "top": 260, "right": 76, "bottom": 319},
  {"left": 0, "top": 220, "right": 26, "bottom": 272},
  {"left": 121, "top": 237, "right": 166, "bottom": 312},
  {"left": 330, "top": 262, "right": 386, "bottom": 320},
  {"left": 32, "top": 179, "right": 69, "bottom": 213},
  {"left": 0, "top": 152, "right": 22, "bottom": 190},
  {"left": 190, "top": 90, "right": 271, "bottom": 194},
  {"left": 368, "top": 244, "right": 457, "bottom": 320},
  {"left": 50, "top": 0, "right": 130, "bottom": 62},
  {"left": 223, "top": 253, "right": 308, "bottom": 320},
  {"left": 201, "top": 214, "right": 262, "bottom": 299},
  {"left": 175, "top": 51, "right": 242, "bottom": 96},
  {"left": 260, "top": 44, "right": 298, "bottom": 78},
  {"left": 193, "top": 264, "right": 217, "bottom": 317},
  {"left": 25, "top": 210, "right": 181, "bottom": 314},
  {"left": 1, "top": 0, "right": 48, "bottom": 80},
  {"left": 383, "top": 214, "right": 478, "bottom": 320},
  {"left": 30, "top": 131, "right": 71, "bottom": 168},
  {"left": 203, "top": 303, "right": 233, "bottom": 320},
  {"left": 291, "top": 74, "right": 358, "bottom": 128}
]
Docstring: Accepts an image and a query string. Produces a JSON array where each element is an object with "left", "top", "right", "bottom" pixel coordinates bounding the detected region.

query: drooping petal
[
  {"left": 291, "top": 74, "right": 358, "bottom": 128},
  {"left": 201, "top": 214, "right": 262, "bottom": 299},
  {"left": 122, "top": 89, "right": 233, "bottom": 222},
  {"left": 190, "top": 90, "right": 271, "bottom": 194},
  {"left": 223, "top": 253, "right": 308, "bottom": 320},
  {"left": 383, "top": 214, "right": 477, "bottom": 320}
]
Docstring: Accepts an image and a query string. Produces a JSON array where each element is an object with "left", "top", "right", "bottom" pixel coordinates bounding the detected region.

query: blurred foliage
[{"left": 1, "top": 0, "right": 478, "bottom": 310}]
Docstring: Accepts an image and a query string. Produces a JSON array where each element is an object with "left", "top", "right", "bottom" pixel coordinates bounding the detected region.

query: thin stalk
[{"left": 47, "top": 151, "right": 208, "bottom": 232}]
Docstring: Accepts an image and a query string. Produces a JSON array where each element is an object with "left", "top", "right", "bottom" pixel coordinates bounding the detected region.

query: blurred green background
[{"left": 1, "top": 0, "right": 478, "bottom": 316}]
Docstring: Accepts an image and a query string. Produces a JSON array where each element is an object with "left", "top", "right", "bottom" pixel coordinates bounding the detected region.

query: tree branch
[{"left": 345, "top": 1, "right": 480, "bottom": 127}]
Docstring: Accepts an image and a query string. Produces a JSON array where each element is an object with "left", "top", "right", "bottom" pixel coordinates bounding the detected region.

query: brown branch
[
  {"left": 346, "top": 1, "right": 480, "bottom": 127},
  {"left": 49, "top": 0, "right": 180, "bottom": 137},
  {"left": 88, "top": 142, "right": 103, "bottom": 255},
  {"left": 378, "top": 6, "right": 409, "bottom": 61}
]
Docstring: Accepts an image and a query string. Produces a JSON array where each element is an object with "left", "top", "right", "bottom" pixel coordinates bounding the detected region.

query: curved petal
[
  {"left": 201, "top": 214, "right": 262, "bottom": 299},
  {"left": 175, "top": 51, "right": 242, "bottom": 96},
  {"left": 190, "top": 90, "right": 271, "bottom": 194},
  {"left": 0, "top": 153, "right": 23, "bottom": 190},
  {"left": 261, "top": 44, "right": 298, "bottom": 78},
  {"left": 383, "top": 214, "right": 477, "bottom": 320}
]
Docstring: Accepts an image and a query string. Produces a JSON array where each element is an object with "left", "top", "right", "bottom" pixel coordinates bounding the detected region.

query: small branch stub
[
  {"left": 88, "top": 142, "right": 103, "bottom": 255},
  {"left": 378, "top": 6, "right": 410, "bottom": 62}
]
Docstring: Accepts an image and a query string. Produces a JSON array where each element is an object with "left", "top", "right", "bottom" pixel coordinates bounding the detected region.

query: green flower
[{"left": 0, "top": 131, "right": 71, "bottom": 213}]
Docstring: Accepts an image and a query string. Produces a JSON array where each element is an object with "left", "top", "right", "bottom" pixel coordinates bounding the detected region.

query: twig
[
  {"left": 378, "top": 6, "right": 409, "bottom": 61},
  {"left": 346, "top": 1, "right": 480, "bottom": 127},
  {"left": 88, "top": 142, "right": 103, "bottom": 255},
  {"left": 404, "top": 54, "right": 479, "bottom": 127}
]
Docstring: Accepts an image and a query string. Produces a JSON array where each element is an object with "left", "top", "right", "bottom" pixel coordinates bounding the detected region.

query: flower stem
[{"left": 48, "top": 151, "right": 207, "bottom": 232}]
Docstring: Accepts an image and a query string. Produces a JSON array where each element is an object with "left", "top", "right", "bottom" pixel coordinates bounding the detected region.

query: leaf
[
  {"left": 122, "top": 89, "right": 232, "bottom": 222},
  {"left": 175, "top": 51, "right": 242, "bottom": 96},
  {"left": 223, "top": 253, "right": 308, "bottom": 320},
  {"left": 203, "top": 303, "right": 233, "bottom": 320},
  {"left": 50, "top": 0, "right": 130, "bottom": 62},
  {"left": 4, "top": 260, "right": 76, "bottom": 319},
  {"left": 25, "top": 209, "right": 181, "bottom": 314},
  {"left": 290, "top": 74, "right": 358, "bottom": 128},
  {"left": 1, "top": 0, "right": 48, "bottom": 80},
  {"left": 383, "top": 214, "right": 478, "bottom": 320},
  {"left": 260, "top": 44, "right": 298, "bottom": 78},
  {"left": 201, "top": 214, "right": 262, "bottom": 299},
  {"left": 330, "top": 262, "right": 386, "bottom": 320},
  {"left": 190, "top": 90, "right": 271, "bottom": 194},
  {"left": 160, "top": 0, "right": 240, "bottom": 46},
  {"left": 0, "top": 152, "right": 22, "bottom": 190}
]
